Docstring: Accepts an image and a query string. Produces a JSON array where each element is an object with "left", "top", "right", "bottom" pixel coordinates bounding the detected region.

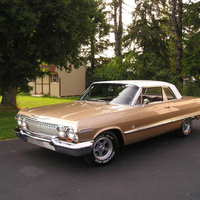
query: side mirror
[{"left": 143, "top": 98, "right": 149, "bottom": 105}]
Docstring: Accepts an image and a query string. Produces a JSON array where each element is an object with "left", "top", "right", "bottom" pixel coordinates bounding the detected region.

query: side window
[
  {"left": 136, "top": 87, "right": 164, "bottom": 105},
  {"left": 142, "top": 87, "right": 163, "bottom": 103},
  {"left": 163, "top": 87, "right": 176, "bottom": 100}
]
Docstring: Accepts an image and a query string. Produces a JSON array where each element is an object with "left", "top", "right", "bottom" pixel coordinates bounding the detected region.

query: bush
[
  {"left": 171, "top": 79, "right": 200, "bottom": 97},
  {"left": 181, "top": 82, "right": 200, "bottom": 96}
]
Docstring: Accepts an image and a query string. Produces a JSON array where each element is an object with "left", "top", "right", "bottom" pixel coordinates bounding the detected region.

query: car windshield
[{"left": 79, "top": 83, "right": 139, "bottom": 105}]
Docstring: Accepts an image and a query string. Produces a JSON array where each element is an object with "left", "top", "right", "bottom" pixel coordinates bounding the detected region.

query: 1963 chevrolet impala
[{"left": 14, "top": 80, "right": 200, "bottom": 165}]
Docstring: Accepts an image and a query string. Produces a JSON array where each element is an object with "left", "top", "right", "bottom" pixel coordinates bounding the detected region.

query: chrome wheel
[
  {"left": 83, "top": 132, "right": 118, "bottom": 166},
  {"left": 182, "top": 118, "right": 192, "bottom": 135},
  {"left": 177, "top": 118, "right": 192, "bottom": 138},
  {"left": 93, "top": 137, "right": 113, "bottom": 161}
]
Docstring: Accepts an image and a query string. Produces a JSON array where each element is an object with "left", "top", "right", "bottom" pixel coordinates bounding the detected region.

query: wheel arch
[{"left": 95, "top": 128, "right": 125, "bottom": 147}]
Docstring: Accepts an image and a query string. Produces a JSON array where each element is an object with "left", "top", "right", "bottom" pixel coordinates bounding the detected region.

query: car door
[{"left": 135, "top": 87, "right": 172, "bottom": 141}]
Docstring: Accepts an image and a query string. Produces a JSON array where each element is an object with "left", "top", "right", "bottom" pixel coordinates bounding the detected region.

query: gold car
[{"left": 14, "top": 80, "right": 200, "bottom": 165}]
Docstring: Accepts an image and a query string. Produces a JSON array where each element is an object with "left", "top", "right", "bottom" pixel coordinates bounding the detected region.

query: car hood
[{"left": 20, "top": 101, "right": 128, "bottom": 121}]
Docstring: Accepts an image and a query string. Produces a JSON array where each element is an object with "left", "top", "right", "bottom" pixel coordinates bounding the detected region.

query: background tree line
[
  {"left": 0, "top": 0, "right": 199, "bottom": 108},
  {"left": 92, "top": 0, "right": 200, "bottom": 95}
]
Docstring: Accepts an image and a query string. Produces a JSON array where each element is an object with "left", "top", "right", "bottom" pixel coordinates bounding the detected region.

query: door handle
[{"left": 164, "top": 106, "right": 170, "bottom": 109}]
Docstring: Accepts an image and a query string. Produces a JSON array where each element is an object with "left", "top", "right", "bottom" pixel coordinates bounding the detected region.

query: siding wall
[{"left": 29, "top": 63, "right": 86, "bottom": 97}]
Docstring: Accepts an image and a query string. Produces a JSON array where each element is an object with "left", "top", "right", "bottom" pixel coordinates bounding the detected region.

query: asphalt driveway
[{"left": 1, "top": 121, "right": 200, "bottom": 200}]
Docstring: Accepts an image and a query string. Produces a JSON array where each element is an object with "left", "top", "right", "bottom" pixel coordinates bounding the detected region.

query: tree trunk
[
  {"left": 118, "top": 0, "right": 122, "bottom": 56},
  {"left": 1, "top": 86, "right": 18, "bottom": 108},
  {"left": 90, "top": 36, "right": 95, "bottom": 74},
  {"left": 114, "top": 0, "right": 122, "bottom": 57},
  {"left": 172, "top": 0, "right": 183, "bottom": 82},
  {"left": 114, "top": 1, "right": 118, "bottom": 56}
]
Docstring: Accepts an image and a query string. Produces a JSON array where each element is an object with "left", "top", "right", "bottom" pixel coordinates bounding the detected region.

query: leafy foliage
[
  {"left": 95, "top": 0, "right": 199, "bottom": 92},
  {"left": 1, "top": 0, "right": 200, "bottom": 103},
  {"left": 121, "top": 0, "right": 172, "bottom": 81},
  {"left": 82, "top": 0, "right": 112, "bottom": 86},
  {"left": 93, "top": 56, "right": 137, "bottom": 81},
  {"left": 182, "top": 2, "right": 200, "bottom": 79},
  {"left": 0, "top": 0, "right": 103, "bottom": 107}
]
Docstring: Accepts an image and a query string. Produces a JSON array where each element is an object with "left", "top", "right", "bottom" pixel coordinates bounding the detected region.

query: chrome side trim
[
  {"left": 139, "top": 120, "right": 171, "bottom": 132},
  {"left": 171, "top": 115, "right": 195, "bottom": 122},
  {"left": 79, "top": 127, "right": 93, "bottom": 134},
  {"left": 124, "top": 113, "right": 200, "bottom": 135},
  {"left": 124, "top": 128, "right": 139, "bottom": 134},
  {"left": 124, "top": 120, "right": 171, "bottom": 135}
]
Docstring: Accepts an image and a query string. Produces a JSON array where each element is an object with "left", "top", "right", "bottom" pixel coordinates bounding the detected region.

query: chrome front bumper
[{"left": 14, "top": 127, "right": 93, "bottom": 157}]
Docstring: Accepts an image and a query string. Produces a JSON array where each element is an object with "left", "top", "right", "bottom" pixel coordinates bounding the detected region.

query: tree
[
  {"left": 93, "top": 54, "right": 138, "bottom": 81},
  {"left": 113, "top": 0, "right": 123, "bottom": 57},
  {"left": 82, "top": 0, "right": 111, "bottom": 86},
  {"left": 182, "top": 1, "right": 200, "bottom": 79},
  {"left": 0, "top": 0, "right": 102, "bottom": 108},
  {"left": 109, "top": 0, "right": 123, "bottom": 57},
  {"left": 171, "top": 0, "right": 183, "bottom": 82},
  {"left": 123, "top": 0, "right": 172, "bottom": 81}
]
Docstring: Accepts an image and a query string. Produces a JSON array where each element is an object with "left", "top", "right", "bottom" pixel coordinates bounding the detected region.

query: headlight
[
  {"left": 56, "top": 126, "right": 79, "bottom": 142},
  {"left": 15, "top": 115, "right": 27, "bottom": 130},
  {"left": 22, "top": 118, "right": 27, "bottom": 129},
  {"left": 56, "top": 126, "right": 67, "bottom": 138},
  {"left": 16, "top": 115, "right": 22, "bottom": 126},
  {"left": 67, "top": 128, "right": 79, "bottom": 142}
]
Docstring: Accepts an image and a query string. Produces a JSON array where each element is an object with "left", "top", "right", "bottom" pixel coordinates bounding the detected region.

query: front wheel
[
  {"left": 177, "top": 118, "right": 192, "bottom": 138},
  {"left": 83, "top": 131, "right": 118, "bottom": 166}
]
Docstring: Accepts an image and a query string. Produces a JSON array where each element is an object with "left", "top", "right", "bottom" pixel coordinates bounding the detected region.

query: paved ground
[{"left": 1, "top": 121, "right": 200, "bottom": 200}]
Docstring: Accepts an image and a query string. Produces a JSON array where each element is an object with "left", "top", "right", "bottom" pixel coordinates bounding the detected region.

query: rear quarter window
[{"left": 163, "top": 87, "right": 176, "bottom": 100}]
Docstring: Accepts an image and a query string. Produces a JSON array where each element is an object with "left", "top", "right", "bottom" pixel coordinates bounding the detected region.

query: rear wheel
[
  {"left": 84, "top": 131, "right": 118, "bottom": 166},
  {"left": 177, "top": 118, "right": 192, "bottom": 138}
]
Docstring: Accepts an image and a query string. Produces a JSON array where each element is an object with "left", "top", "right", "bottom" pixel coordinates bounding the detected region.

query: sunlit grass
[{"left": 17, "top": 94, "right": 79, "bottom": 109}]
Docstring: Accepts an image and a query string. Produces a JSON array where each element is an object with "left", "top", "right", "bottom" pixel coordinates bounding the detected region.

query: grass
[
  {"left": 0, "top": 95, "right": 78, "bottom": 141},
  {"left": 0, "top": 108, "right": 19, "bottom": 140},
  {"left": 16, "top": 95, "right": 79, "bottom": 109}
]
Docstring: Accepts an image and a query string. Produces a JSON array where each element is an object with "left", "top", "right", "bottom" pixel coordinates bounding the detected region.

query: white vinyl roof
[{"left": 93, "top": 80, "right": 182, "bottom": 99}]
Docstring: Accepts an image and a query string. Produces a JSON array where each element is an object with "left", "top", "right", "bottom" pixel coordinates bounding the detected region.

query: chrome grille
[{"left": 24, "top": 116, "right": 58, "bottom": 136}]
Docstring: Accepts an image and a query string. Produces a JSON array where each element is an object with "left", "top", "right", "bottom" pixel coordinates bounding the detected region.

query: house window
[{"left": 52, "top": 74, "right": 58, "bottom": 83}]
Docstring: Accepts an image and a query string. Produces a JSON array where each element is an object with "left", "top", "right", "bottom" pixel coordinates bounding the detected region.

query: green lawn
[{"left": 0, "top": 95, "right": 78, "bottom": 140}]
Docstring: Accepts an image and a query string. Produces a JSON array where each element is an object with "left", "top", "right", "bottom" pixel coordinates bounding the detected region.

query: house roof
[{"left": 41, "top": 64, "right": 56, "bottom": 71}]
